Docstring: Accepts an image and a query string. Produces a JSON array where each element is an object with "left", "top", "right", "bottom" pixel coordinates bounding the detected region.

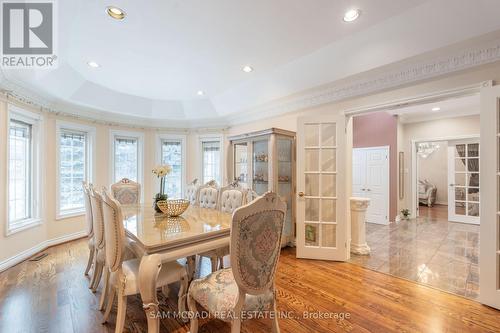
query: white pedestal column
[{"left": 350, "top": 197, "right": 371, "bottom": 255}]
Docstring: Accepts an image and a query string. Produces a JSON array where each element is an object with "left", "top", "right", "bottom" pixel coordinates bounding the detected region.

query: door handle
[
  {"left": 298, "top": 191, "right": 305, "bottom": 197},
  {"left": 449, "top": 184, "right": 455, "bottom": 187},
  {"left": 366, "top": 188, "right": 371, "bottom": 192},
  {"left": 361, "top": 188, "right": 366, "bottom": 191}
]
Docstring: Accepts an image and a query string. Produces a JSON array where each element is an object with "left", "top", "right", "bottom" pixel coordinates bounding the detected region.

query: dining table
[{"left": 121, "top": 204, "right": 232, "bottom": 333}]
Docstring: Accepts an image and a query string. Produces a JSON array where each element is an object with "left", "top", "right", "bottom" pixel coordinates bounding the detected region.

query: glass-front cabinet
[{"left": 228, "top": 128, "right": 296, "bottom": 246}]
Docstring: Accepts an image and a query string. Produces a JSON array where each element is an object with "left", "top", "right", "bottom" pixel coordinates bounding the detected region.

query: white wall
[{"left": 417, "top": 141, "right": 448, "bottom": 205}]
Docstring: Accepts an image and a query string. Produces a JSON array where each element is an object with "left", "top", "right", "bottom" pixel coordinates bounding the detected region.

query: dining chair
[
  {"left": 199, "top": 181, "right": 247, "bottom": 272},
  {"left": 246, "top": 189, "right": 260, "bottom": 203},
  {"left": 197, "top": 180, "right": 219, "bottom": 209},
  {"left": 185, "top": 178, "right": 200, "bottom": 205},
  {"left": 89, "top": 188, "right": 107, "bottom": 311},
  {"left": 111, "top": 178, "right": 141, "bottom": 205},
  {"left": 82, "top": 182, "right": 95, "bottom": 277},
  {"left": 188, "top": 192, "right": 286, "bottom": 333},
  {"left": 101, "top": 189, "right": 189, "bottom": 333}
]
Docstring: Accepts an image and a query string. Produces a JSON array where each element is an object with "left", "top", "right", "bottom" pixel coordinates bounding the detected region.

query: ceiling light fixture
[
  {"left": 343, "top": 9, "right": 360, "bottom": 22},
  {"left": 197, "top": 90, "right": 205, "bottom": 96},
  {"left": 242, "top": 65, "right": 253, "bottom": 73},
  {"left": 87, "top": 61, "right": 100, "bottom": 68},
  {"left": 431, "top": 107, "right": 441, "bottom": 112},
  {"left": 106, "top": 6, "right": 126, "bottom": 20}
]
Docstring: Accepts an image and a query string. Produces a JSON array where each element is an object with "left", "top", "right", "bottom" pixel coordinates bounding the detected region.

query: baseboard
[{"left": 0, "top": 230, "right": 87, "bottom": 273}]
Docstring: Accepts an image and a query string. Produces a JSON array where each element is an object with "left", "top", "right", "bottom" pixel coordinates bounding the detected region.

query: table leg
[
  {"left": 187, "top": 255, "right": 196, "bottom": 281},
  {"left": 139, "top": 254, "right": 162, "bottom": 333}
]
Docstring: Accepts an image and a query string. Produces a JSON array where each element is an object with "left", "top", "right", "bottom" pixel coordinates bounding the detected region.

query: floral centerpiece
[{"left": 152, "top": 164, "right": 172, "bottom": 212}]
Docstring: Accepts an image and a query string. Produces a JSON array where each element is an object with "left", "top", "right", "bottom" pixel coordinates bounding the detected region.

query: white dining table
[{"left": 121, "top": 204, "right": 232, "bottom": 333}]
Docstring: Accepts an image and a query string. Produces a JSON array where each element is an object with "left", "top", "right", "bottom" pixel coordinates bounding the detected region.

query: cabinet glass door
[
  {"left": 277, "top": 138, "right": 293, "bottom": 236},
  {"left": 234, "top": 143, "right": 248, "bottom": 187},
  {"left": 253, "top": 139, "right": 269, "bottom": 195}
]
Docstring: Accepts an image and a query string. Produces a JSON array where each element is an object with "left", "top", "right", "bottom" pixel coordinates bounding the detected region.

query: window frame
[
  {"left": 198, "top": 134, "right": 224, "bottom": 185},
  {"left": 156, "top": 134, "right": 187, "bottom": 199},
  {"left": 109, "top": 129, "right": 144, "bottom": 202},
  {"left": 6, "top": 105, "right": 43, "bottom": 236},
  {"left": 55, "top": 121, "right": 96, "bottom": 220}
]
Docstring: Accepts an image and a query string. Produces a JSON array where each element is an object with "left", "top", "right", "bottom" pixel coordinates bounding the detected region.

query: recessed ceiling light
[
  {"left": 242, "top": 65, "right": 253, "bottom": 73},
  {"left": 343, "top": 9, "right": 360, "bottom": 22},
  {"left": 106, "top": 6, "right": 126, "bottom": 20},
  {"left": 431, "top": 107, "right": 441, "bottom": 112},
  {"left": 87, "top": 61, "right": 100, "bottom": 68},
  {"left": 197, "top": 90, "right": 205, "bottom": 96}
]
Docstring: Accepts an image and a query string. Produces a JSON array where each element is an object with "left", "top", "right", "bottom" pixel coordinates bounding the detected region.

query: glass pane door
[
  {"left": 448, "top": 141, "right": 480, "bottom": 224},
  {"left": 234, "top": 143, "right": 248, "bottom": 187},
  {"left": 253, "top": 139, "right": 269, "bottom": 195},
  {"left": 297, "top": 115, "right": 345, "bottom": 261}
]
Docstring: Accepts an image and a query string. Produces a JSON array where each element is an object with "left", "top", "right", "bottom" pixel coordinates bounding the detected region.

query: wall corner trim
[{"left": 0, "top": 230, "right": 87, "bottom": 273}]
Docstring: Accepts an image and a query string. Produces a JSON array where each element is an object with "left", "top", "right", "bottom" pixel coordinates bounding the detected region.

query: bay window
[{"left": 110, "top": 130, "right": 144, "bottom": 186}]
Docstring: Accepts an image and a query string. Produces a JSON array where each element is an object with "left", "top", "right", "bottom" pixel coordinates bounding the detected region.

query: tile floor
[{"left": 349, "top": 205, "right": 480, "bottom": 300}]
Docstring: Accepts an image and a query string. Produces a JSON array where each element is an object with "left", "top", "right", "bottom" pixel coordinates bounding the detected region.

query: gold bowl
[{"left": 156, "top": 199, "right": 190, "bottom": 217}]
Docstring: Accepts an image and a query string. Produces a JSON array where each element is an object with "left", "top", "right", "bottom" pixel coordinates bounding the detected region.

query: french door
[
  {"left": 447, "top": 140, "right": 480, "bottom": 224},
  {"left": 479, "top": 85, "right": 500, "bottom": 310},
  {"left": 296, "top": 115, "right": 347, "bottom": 260}
]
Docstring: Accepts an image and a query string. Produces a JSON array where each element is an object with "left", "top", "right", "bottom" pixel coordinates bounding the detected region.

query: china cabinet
[{"left": 228, "top": 128, "right": 296, "bottom": 246}]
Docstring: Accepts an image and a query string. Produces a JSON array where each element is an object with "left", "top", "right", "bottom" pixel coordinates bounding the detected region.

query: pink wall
[{"left": 353, "top": 112, "right": 398, "bottom": 221}]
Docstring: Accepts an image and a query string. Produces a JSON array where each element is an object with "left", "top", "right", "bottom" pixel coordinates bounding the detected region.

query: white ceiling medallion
[{"left": 343, "top": 9, "right": 360, "bottom": 22}]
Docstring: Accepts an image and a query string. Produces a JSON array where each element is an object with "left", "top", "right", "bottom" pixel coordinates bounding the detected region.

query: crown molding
[
  {"left": 2, "top": 36, "right": 500, "bottom": 129},
  {"left": 226, "top": 37, "right": 500, "bottom": 125}
]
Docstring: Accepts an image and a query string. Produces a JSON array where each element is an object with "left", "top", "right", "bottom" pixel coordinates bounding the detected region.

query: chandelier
[{"left": 417, "top": 142, "right": 440, "bottom": 159}]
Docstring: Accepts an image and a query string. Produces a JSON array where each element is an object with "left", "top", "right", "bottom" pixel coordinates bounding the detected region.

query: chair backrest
[
  {"left": 245, "top": 189, "right": 260, "bottom": 203},
  {"left": 102, "top": 189, "right": 126, "bottom": 272},
  {"left": 198, "top": 180, "right": 219, "bottom": 209},
  {"left": 218, "top": 181, "right": 246, "bottom": 214},
  {"left": 111, "top": 178, "right": 141, "bottom": 205},
  {"left": 89, "top": 188, "right": 106, "bottom": 250},
  {"left": 82, "top": 182, "right": 93, "bottom": 237},
  {"left": 230, "top": 192, "right": 286, "bottom": 295},
  {"left": 185, "top": 178, "right": 200, "bottom": 205}
]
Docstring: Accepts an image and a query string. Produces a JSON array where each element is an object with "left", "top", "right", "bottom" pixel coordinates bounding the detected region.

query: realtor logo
[{"left": 1, "top": 0, "right": 57, "bottom": 68}]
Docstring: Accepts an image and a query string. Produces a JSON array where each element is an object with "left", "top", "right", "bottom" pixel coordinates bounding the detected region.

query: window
[
  {"left": 159, "top": 136, "right": 185, "bottom": 199},
  {"left": 201, "top": 139, "right": 222, "bottom": 184},
  {"left": 56, "top": 121, "right": 95, "bottom": 218},
  {"left": 9, "top": 120, "right": 32, "bottom": 223},
  {"left": 7, "top": 107, "right": 41, "bottom": 234},
  {"left": 114, "top": 137, "right": 139, "bottom": 182},
  {"left": 110, "top": 130, "right": 144, "bottom": 190}
]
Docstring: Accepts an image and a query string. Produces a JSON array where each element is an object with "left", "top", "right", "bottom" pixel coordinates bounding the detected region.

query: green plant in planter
[
  {"left": 400, "top": 208, "right": 410, "bottom": 220},
  {"left": 152, "top": 164, "right": 172, "bottom": 212}
]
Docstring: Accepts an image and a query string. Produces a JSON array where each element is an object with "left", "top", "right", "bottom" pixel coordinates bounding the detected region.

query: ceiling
[
  {"left": 389, "top": 94, "right": 480, "bottom": 123},
  {"left": 1, "top": 0, "right": 500, "bottom": 126}
]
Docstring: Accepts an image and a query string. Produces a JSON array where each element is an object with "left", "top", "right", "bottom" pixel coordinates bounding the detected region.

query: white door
[
  {"left": 479, "top": 85, "right": 500, "bottom": 310},
  {"left": 296, "top": 115, "right": 346, "bottom": 260},
  {"left": 447, "top": 140, "right": 480, "bottom": 224},
  {"left": 353, "top": 147, "right": 389, "bottom": 225}
]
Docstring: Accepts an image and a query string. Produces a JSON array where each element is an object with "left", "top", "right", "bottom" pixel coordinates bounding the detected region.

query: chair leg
[
  {"left": 218, "top": 256, "right": 224, "bottom": 269},
  {"left": 177, "top": 275, "right": 188, "bottom": 317},
  {"left": 102, "top": 286, "right": 116, "bottom": 324},
  {"left": 90, "top": 260, "right": 104, "bottom": 292},
  {"left": 84, "top": 245, "right": 95, "bottom": 276},
  {"left": 210, "top": 255, "right": 218, "bottom": 273},
  {"left": 98, "top": 267, "right": 109, "bottom": 311},
  {"left": 271, "top": 297, "right": 280, "bottom": 333},
  {"left": 187, "top": 293, "right": 199, "bottom": 333},
  {"left": 231, "top": 319, "right": 242, "bottom": 333},
  {"left": 115, "top": 288, "right": 128, "bottom": 333},
  {"left": 187, "top": 255, "right": 196, "bottom": 281}
]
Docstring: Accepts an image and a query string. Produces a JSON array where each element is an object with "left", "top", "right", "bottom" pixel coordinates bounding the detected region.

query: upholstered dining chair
[
  {"left": 197, "top": 180, "right": 219, "bottom": 209},
  {"left": 101, "top": 189, "right": 189, "bottom": 333},
  {"left": 185, "top": 178, "right": 200, "bottom": 205},
  {"left": 246, "top": 189, "right": 260, "bottom": 203},
  {"left": 199, "top": 181, "right": 247, "bottom": 272},
  {"left": 188, "top": 192, "right": 286, "bottom": 333},
  {"left": 83, "top": 182, "right": 95, "bottom": 277},
  {"left": 89, "top": 188, "right": 108, "bottom": 312},
  {"left": 111, "top": 178, "right": 141, "bottom": 205}
]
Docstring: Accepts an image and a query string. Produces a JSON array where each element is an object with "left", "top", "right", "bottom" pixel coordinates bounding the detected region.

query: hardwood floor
[{"left": 1, "top": 238, "right": 499, "bottom": 333}]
